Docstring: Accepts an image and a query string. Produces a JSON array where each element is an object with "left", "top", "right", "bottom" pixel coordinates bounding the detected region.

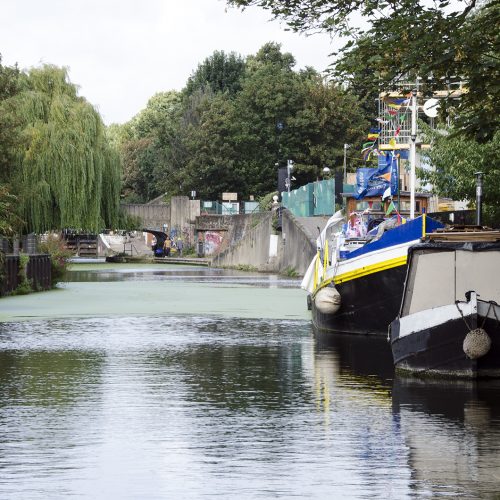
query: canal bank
[
  {"left": 102, "top": 209, "right": 327, "bottom": 276},
  {"left": 211, "top": 209, "right": 329, "bottom": 276}
]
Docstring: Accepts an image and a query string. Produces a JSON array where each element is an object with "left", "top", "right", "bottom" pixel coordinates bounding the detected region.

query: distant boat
[
  {"left": 302, "top": 213, "right": 444, "bottom": 335},
  {"left": 389, "top": 229, "right": 500, "bottom": 378}
]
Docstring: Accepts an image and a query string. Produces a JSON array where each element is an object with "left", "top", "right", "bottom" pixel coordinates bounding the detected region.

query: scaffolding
[{"left": 377, "top": 78, "right": 465, "bottom": 149}]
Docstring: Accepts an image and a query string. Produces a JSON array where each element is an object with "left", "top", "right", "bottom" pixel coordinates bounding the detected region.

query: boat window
[
  {"left": 456, "top": 251, "right": 500, "bottom": 303},
  {"left": 355, "top": 201, "right": 382, "bottom": 212},
  {"left": 403, "top": 250, "right": 456, "bottom": 315}
]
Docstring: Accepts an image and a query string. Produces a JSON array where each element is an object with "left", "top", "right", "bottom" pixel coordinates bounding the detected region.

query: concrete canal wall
[
  {"left": 211, "top": 212, "right": 281, "bottom": 272},
  {"left": 122, "top": 195, "right": 200, "bottom": 246},
  {"left": 281, "top": 210, "right": 318, "bottom": 276},
  {"left": 211, "top": 209, "right": 318, "bottom": 276},
  {"left": 121, "top": 196, "right": 319, "bottom": 276}
]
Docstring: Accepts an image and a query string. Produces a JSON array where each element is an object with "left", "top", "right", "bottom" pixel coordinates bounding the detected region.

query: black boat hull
[
  {"left": 312, "top": 264, "right": 407, "bottom": 336},
  {"left": 391, "top": 315, "right": 500, "bottom": 378}
]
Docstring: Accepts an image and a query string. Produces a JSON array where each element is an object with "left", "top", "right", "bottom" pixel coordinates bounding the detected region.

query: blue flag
[{"left": 355, "top": 154, "right": 398, "bottom": 200}]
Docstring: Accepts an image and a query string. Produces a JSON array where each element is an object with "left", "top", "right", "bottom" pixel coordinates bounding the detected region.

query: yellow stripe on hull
[
  {"left": 314, "top": 255, "right": 408, "bottom": 295},
  {"left": 335, "top": 255, "right": 407, "bottom": 284}
]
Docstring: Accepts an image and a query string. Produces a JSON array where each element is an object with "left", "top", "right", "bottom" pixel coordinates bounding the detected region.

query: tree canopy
[
  {"left": 0, "top": 61, "right": 121, "bottom": 233},
  {"left": 228, "top": 0, "right": 499, "bottom": 142},
  {"left": 421, "top": 127, "right": 500, "bottom": 224},
  {"left": 114, "top": 43, "right": 368, "bottom": 202},
  {"left": 227, "top": 1, "right": 499, "bottom": 222}
]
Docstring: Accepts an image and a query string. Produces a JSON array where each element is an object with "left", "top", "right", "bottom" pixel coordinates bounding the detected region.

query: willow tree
[{"left": 6, "top": 65, "right": 120, "bottom": 233}]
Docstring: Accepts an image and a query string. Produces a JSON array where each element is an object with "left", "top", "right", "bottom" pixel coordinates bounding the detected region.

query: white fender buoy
[
  {"left": 463, "top": 328, "right": 491, "bottom": 359},
  {"left": 315, "top": 287, "right": 341, "bottom": 315}
]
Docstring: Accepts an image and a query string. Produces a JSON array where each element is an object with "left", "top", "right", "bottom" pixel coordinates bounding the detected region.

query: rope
[
  {"left": 455, "top": 299, "right": 493, "bottom": 331},
  {"left": 457, "top": 297, "right": 497, "bottom": 360}
]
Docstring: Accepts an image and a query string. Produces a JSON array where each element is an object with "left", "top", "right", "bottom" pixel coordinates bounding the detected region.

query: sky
[{"left": 0, "top": 0, "right": 340, "bottom": 125}]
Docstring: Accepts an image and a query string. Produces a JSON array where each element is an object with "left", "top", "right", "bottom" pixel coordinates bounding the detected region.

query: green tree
[
  {"left": 0, "top": 185, "right": 23, "bottom": 235},
  {"left": 421, "top": 126, "right": 500, "bottom": 224},
  {"left": 116, "top": 91, "right": 182, "bottom": 202},
  {"left": 184, "top": 50, "right": 246, "bottom": 97},
  {"left": 2, "top": 64, "right": 120, "bottom": 232},
  {"left": 117, "top": 43, "right": 368, "bottom": 201},
  {"left": 228, "top": 0, "right": 499, "bottom": 141},
  {"left": 0, "top": 56, "right": 22, "bottom": 185},
  {"left": 232, "top": 43, "right": 366, "bottom": 192}
]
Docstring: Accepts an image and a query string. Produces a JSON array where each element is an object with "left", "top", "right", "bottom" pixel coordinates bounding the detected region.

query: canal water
[{"left": 0, "top": 263, "right": 499, "bottom": 499}]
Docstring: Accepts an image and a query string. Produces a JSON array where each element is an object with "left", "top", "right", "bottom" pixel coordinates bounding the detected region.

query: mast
[{"left": 409, "top": 88, "right": 417, "bottom": 219}]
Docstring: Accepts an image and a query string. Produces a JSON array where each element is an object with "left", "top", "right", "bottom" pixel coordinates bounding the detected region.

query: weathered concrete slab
[{"left": 296, "top": 216, "right": 332, "bottom": 242}]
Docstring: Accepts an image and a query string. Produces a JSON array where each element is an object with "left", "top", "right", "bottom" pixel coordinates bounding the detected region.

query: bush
[
  {"left": 38, "top": 234, "right": 73, "bottom": 286},
  {"left": 118, "top": 210, "right": 143, "bottom": 231},
  {"left": 258, "top": 192, "right": 279, "bottom": 211},
  {"left": 13, "top": 253, "right": 33, "bottom": 295}
]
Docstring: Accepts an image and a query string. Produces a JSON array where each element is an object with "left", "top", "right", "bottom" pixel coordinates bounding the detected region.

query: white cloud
[{"left": 0, "top": 0, "right": 339, "bottom": 124}]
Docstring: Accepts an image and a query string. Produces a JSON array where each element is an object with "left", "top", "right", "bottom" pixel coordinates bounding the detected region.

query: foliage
[
  {"left": 14, "top": 253, "right": 32, "bottom": 295},
  {"left": 0, "top": 64, "right": 121, "bottom": 233},
  {"left": 282, "top": 266, "right": 299, "bottom": 278},
  {"left": 0, "top": 185, "right": 24, "bottom": 235},
  {"left": 258, "top": 191, "right": 279, "bottom": 211},
  {"left": 117, "top": 210, "right": 143, "bottom": 231},
  {"left": 0, "top": 56, "right": 22, "bottom": 183},
  {"left": 227, "top": 0, "right": 499, "bottom": 141},
  {"left": 38, "top": 233, "right": 73, "bottom": 286},
  {"left": 115, "top": 91, "right": 182, "bottom": 203},
  {"left": 115, "top": 43, "right": 367, "bottom": 202},
  {"left": 184, "top": 51, "right": 246, "bottom": 97},
  {"left": 420, "top": 126, "right": 500, "bottom": 224}
]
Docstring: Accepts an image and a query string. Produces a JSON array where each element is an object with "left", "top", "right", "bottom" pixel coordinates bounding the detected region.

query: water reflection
[
  {"left": 313, "top": 331, "right": 500, "bottom": 498},
  {"left": 67, "top": 264, "right": 300, "bottom": 288},
  {"left": 392, "top": 377, "right": 500, "bottom": 498},
  {"left": 0, "top": 262, "right": 499, "bottom": 498}
]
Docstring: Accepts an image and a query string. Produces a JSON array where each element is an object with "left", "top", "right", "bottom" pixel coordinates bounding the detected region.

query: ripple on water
[{"left": 0, "top": 315, "right": 499, "bottom": 499}]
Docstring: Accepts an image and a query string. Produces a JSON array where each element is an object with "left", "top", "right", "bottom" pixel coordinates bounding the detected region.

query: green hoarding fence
[{"left": 281, "top": 179, "right": 335, "bottom": 217}]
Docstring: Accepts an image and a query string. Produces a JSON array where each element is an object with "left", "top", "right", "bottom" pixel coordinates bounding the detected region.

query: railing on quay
[
  {"left": 1, "top": 254, "right": 52, "bottom": 296},
  {"left": 200, "top": 200, "right": 261, "bottom": 215}
]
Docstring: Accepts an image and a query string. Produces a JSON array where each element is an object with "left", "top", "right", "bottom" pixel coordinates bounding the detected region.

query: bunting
[{"left": 385, "top": 200, "right": 396, "bottom": 215}]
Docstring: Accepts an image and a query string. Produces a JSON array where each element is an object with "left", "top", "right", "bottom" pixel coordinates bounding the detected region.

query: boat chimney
[{"left": 475, "top": 171, "right": 483, "bottom": 226}]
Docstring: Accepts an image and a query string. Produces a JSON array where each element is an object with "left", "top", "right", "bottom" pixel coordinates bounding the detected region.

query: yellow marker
[
  {"left": 313, "top": 250, "right": 320, "bottom": 291},
  {"left": 323, "top": 240, "right": 329, "bottom": 280}
]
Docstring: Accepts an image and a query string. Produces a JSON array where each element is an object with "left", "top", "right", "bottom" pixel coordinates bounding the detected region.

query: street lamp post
[
  {"left": 475, "top": 171, "right": 484, "bottom": 226},
  {"left": 286, "top": 159, "right": 294, "bottom": 193},
  {"left": 343, "top": 144, "right": 350, "bottom": 183}
]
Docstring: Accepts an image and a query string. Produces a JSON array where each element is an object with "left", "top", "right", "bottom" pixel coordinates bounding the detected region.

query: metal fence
[
  {"left": 1, "top": 254, "right": 52, "bottom": 296},
  {"left": 201, "top": 200, "right": 261, "bottom": 215},
  {"left": 428, "top": 210, "right": 500, "bottom": 229}
]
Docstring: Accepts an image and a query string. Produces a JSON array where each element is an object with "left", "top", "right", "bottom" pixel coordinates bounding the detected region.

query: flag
[
  {"left": 382, "top": 185, "right": 391, "bottom": 200},
  {"left": 385, "top": 200, "right": 396, "bottom": 215},
  {"left": 355, "top": 152, "right": 398, "bottom": 200},
  {"left": 384, "top": 97, "right": 409, "bottom": 108}
]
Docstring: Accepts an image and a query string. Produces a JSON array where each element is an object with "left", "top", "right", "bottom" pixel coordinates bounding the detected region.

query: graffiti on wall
[{"left": 204, "top": 231, "right": 224, "bottom": 255}]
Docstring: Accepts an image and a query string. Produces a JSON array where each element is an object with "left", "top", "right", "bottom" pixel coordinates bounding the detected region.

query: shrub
[{"left": 38, "top": 233, "right": 73, "bottom": 286}]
